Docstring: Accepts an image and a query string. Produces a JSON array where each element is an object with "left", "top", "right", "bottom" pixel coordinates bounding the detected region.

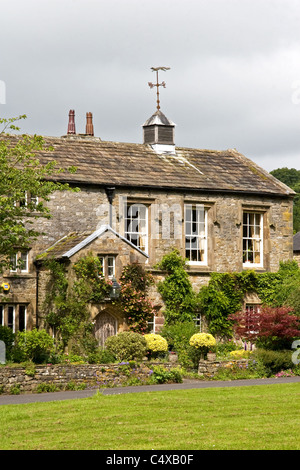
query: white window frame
[
  {"left": 185, "top": 204, "right": 207, "bottom": 265},
  {"left": 243, "top": 212, "right": 263, "bottom": 268},
  {"left": 98, "top": 255, "right": 116, "bottom": 279},
  {"left": 107, "top": 256, "right": 115, "bottom": 279},
  {"left": 10, "top": 251, "right": 29, "bottom": 273},
  {"left": 124, "top": 203, "right": 148, "bottom": 254}
]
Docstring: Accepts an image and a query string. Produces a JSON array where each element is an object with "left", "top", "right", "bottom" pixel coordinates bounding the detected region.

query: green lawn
[{"left": 0, "top": 383, "right": 299, "bottom": 450}]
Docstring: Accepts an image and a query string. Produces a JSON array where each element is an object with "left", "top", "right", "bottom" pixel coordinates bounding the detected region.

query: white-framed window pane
[
  {"left": 107, "top": 256, "right": 115, "bottom": 278},
  {"left": 30, "top": 194, "right": 39, "bottom": 208},
  {"left": 125, "top": 203, "right": 148, "bottom": 253},
  {"left": 243, "top": 212, "right": 263, "bottom": 266},
  {"left": 20, "top": 252, "right": 28, "bottom": 272},
  {"left": 7, "top": 305, "right": 15, "bottom": 332},
  {"left": 10, "top": 254, "right": 17, "bottom": 271},
  {"left": 185, "top": 204, "right": 207, "bottom": 264}
]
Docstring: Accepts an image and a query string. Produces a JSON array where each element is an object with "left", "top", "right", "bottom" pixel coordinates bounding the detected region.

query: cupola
[{"left": 143, "top": 66, "right": 176, "bottom": 154}]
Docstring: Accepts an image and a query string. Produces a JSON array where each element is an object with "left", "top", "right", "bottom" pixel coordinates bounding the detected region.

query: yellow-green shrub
[
  {"left": 189, "top": 333, "right": 216, "bottom": 350},
  {"left": 144, "top": 334, "right": 168, "bottom": 353},
  {"left": 229, "top": 349, "right": 253, "bottom": 359}
]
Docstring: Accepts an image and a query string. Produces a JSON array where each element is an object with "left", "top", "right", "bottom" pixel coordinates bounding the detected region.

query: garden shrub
[
  {"left": 215, "top": 340, "right": 239, "bottom": 358},
  {"left": 105, "top": 331, "right": 147, "bottom": 361},
  {"left": 0, "top": 325, "right": 15, "bottom": 361},
  {"left": 160, "top": 321, "right": 198, "bottom": 368},
  {"left": 148, "top": 365, "right": 183, "bottom": 384},
  {"left": 87, "top": 348, "right": 116, "bottom": 364},
  {"left": 189, "top": 332, "right": 216, "bottom": 367},
  {"left": 229, "top": 349, "right": 253, "bottom": 359},
  {"left": 144, "top": 333, "right": 168, "bottom": 359},
  {"left": 252, "top": 348, "right": 295, "bottom": 376},
  {"left": 15, "top": 328, "right": 55, "bottom": 363}
]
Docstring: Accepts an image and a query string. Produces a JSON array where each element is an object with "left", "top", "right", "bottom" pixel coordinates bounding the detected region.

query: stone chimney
[
  {"left": 67, "top": 109, "right": 76, "bottom": 135},
  {"left": 85, "top": 112, "right": 94, "bottom": 136}
]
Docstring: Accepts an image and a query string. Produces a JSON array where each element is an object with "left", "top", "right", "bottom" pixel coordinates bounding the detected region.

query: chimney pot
[
  {"left": 86, "top": 112, "right": 94, "bottom": 136},
  {"left": 67, "top": 109, "right": 76, "bottom": 135}
]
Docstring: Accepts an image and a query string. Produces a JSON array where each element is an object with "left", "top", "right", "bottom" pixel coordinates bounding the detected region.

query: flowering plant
[
  {"left": 189, "top": 333, "right": 216, "bottom": 349},
  {"left": 189, "top": 333, "right": 216, "bottom": 362},
  {"left": 144, "top": 334, "right": 168, "bottom": 353}
]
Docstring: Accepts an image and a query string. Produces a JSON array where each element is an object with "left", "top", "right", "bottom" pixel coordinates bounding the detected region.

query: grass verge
[{"left": 0, "top": 383, "right": 299, "bottom": 450}]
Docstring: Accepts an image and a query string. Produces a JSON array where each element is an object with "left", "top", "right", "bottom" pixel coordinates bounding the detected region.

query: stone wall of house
[
  {"left": 29, "top": 186, "right": 294, "bottom": 275},
  {"left": 0, "top": 184, "right": 294, "bottom": 334}
]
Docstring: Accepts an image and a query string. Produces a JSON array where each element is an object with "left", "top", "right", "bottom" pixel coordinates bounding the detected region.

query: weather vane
[{"left": 148, "top": 66, "right": 170, "bottom": 111}]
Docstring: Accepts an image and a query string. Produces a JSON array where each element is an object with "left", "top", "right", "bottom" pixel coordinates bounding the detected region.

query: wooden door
[{"left": 94, "top": 311, "right": 117, "bottom": 347}]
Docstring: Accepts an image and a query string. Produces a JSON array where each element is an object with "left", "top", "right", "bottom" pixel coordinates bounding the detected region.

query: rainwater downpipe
[{"left": 105, "top": 187, "right": 115, "bottom": 227}]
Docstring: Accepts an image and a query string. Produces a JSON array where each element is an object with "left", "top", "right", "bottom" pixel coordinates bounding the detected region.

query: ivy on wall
[
  {"left": 198, "top": 260, "right": 300, "bottom": 337},
  {"left": 156, "top": 251, "right": 300, "bottom": 339},
  {"left": 117, "top": 263, "right": 156, "bottom": 334},
  {"left": 155, "top": 250, "right": 198, "bottom": 325},
  {"left": 43, "top": 254, "right": 111, "bottom": 352}
]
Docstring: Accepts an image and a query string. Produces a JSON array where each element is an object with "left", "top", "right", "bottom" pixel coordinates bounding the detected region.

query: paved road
[{"left": 0, "top": 376, "right": 300, "bottom": 406}]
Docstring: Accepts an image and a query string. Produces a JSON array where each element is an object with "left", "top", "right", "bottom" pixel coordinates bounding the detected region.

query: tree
[
  {"left": 0, "top": 115, "right": 77, "bottom": 269},
  {"left": 229, "top": 306, "right": 300, "bottom": 350},
  {"left": 270, "top": 167, "right": 300, "bottom": 233}
]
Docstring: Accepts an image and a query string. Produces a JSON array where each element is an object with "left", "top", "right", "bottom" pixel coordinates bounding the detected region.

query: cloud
[{"left": 0, "top": 0, "right": 300, "bottom": 171}]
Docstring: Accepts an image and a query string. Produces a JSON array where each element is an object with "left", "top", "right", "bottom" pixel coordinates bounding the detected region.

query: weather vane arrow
[{"left": 148, "top": 66, "right": 170, "bottom": 111}]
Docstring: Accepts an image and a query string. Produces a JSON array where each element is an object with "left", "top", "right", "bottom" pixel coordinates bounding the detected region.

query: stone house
[
  {"left": 0, "top": 106, "right": 295, "bottom": 344},
  {"left": 294, "top": 232, "right": 300, "bottom": 265}
]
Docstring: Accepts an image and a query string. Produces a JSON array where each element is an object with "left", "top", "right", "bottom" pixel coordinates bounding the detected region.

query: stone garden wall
[
  {"left": 0, "top": 362, "right": 171, "bottom": 395},
  {"left": 0, "top": 359, "right": 248, "bottom": 395}
]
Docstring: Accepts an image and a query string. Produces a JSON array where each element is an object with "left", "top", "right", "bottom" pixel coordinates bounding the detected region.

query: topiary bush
[
  {"left": 189, "top": 332, "right": 216, "bottom": 366},
  {"left": 105, "top": 331, "right": 147, "bottom": 361},
  {"left": 144, "top": 333, "right": 168, "bottom": 360}
]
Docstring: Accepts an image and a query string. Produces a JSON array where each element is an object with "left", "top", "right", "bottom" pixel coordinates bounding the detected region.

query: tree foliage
[
  {"left": 198, "top": 261, "right": 300, "bottom": 338},
  {"left": 270, "top": 167, "right": 300, "bottom": 233},
  {"left": 229, "top": 306, "right": 300, "bottom": 350},
  {"left": 0, "top": 115, "right": 77, "bottom": 268}
]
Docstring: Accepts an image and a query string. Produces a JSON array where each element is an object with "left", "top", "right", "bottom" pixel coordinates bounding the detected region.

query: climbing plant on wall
[
  {"left": 43, "top": 254, "right": 111, "bottom": 352},
  {"left": 156, "top": 250, "right": 198, "bottom": 325},
  {"left": 117, "top": 263, "right": 156, "bottom": 334},
  {"left": 198, "top": 260, "right": 300, "bottom": 337}
]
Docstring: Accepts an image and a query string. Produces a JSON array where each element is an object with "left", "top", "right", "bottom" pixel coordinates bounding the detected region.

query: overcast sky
[{"left": 1, "top": 0, "right": 300, "bottom": 172}]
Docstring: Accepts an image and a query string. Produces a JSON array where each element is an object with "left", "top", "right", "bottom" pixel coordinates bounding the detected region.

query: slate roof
[
  {"left": 294, "top": 232, "right": 300, "bottom": 251},
  {"left": 4, "top": 134, "right": 295, "bottom": 197}
]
